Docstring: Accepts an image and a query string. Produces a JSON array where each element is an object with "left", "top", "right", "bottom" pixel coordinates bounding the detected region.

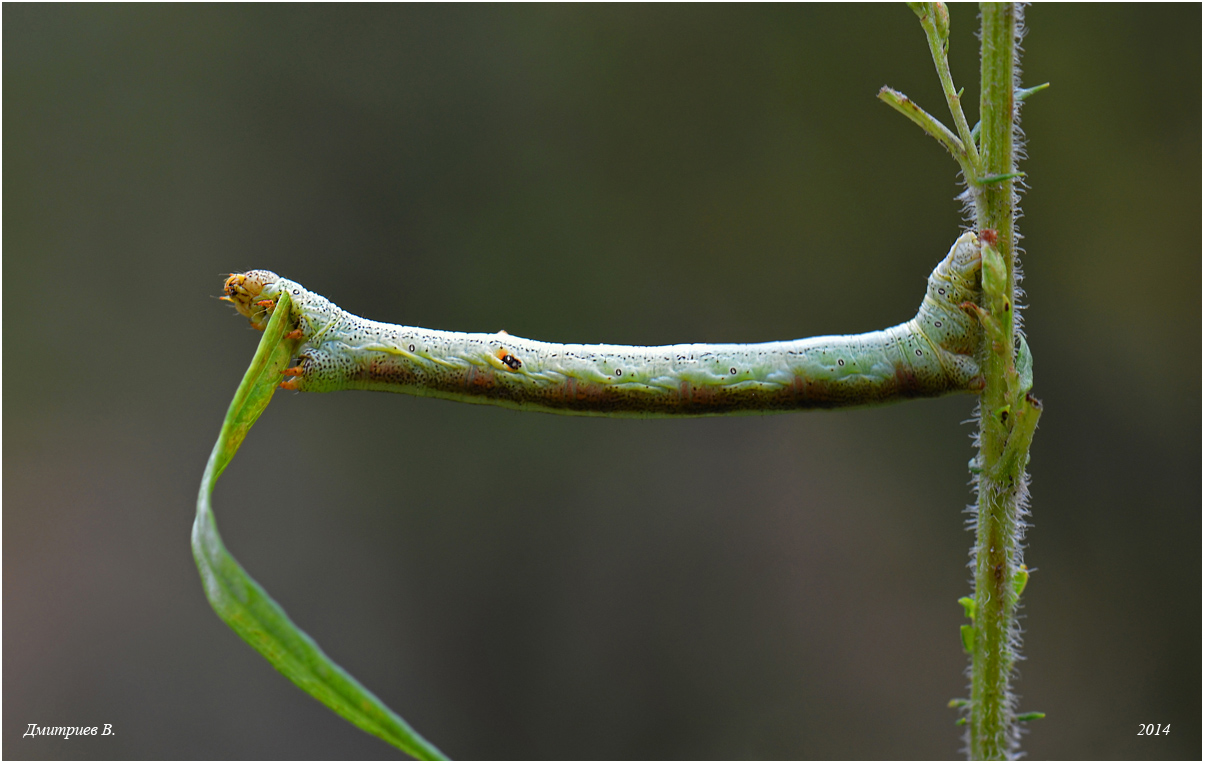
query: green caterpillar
[{"left": 223, "top": 233, "right": 983, "bottom": 416}]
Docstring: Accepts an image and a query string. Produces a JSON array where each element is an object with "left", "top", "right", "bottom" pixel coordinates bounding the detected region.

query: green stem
[
  {"left": 969, "top": 3, "right": 1038, "bottom": 760},
  {"left": 909, "top": 2, "right": 982, "bottom": 169},
  {"left": 877, "top": 86, "right": 970, "bottom": 174},
  {"left": 970, "top": 83, "right": 1050, "bottom": 142},
  {"left": 888, "top": 4, "right": 1043, "bottom": 756}
]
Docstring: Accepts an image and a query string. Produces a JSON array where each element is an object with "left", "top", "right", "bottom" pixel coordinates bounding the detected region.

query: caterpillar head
[{"left": 221, "top": 270, "right": 283, "bottom": 329}]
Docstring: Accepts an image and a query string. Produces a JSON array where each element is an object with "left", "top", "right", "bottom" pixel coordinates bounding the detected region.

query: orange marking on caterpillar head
[
  {"left": 222, "top": 273, "right": 247, "bottom": 295},
  {"left": 222, "top": 270, "right": 281, "bottom": 323}
]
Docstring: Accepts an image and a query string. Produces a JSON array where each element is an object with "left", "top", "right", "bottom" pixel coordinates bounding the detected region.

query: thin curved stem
[
  {"left": 878, "top": 86, "right": 970, "bottom": 173},
  {"left": 909, "top": 2, "right": 982, "bottom": 169}
]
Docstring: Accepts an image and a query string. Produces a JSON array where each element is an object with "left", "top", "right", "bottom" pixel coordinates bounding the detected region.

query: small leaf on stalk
[
  {"left": 960, "top": 624, "right": 976, "bottom": 653},
  {"left": 1013, "top": 565, "right": 1030, "bottom": 598}
]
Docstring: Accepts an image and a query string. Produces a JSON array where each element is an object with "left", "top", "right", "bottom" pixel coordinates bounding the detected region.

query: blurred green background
[{"left": 4, "top": 4, "right": 1199, "bottom": 759}]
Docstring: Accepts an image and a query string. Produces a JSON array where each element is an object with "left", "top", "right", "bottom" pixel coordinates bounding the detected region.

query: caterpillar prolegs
[{"left": 222, "top": 233, "right": 984, "bottom": 417}]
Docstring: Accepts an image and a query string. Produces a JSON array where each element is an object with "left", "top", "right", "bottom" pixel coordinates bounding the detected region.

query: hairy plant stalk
[
  {"left": 885, "top": 3, "right": 1042, "bottom": 757},
  {"left": 968, "top": 3, "right": 1039, "bottom": 759}
]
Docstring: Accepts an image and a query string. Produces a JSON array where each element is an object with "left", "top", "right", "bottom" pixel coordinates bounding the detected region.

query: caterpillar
[{"left": 221, "top": 233, "right": 983, "bottom": 417}]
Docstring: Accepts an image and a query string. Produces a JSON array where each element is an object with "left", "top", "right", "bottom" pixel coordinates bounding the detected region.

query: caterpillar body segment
[{"left": 223, "top": 233, "right": 983, "bottom": 417}]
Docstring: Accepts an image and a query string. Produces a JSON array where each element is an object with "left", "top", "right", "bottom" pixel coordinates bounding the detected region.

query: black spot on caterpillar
[{"left": 496, "top": 348, "right": 522, "bottom": 370}]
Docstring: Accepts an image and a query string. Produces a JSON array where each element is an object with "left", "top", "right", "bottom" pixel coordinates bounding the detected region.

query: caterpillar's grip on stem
[{"left": 223, "top": 233, "right": 983, "bottom": 417}]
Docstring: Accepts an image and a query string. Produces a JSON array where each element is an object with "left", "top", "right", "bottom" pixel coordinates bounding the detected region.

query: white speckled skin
[{"left": 224, "top": 233, "right": 983, "bottom": 417}]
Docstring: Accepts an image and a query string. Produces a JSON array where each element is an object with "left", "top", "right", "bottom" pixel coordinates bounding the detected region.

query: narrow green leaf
[
  {"left": 993, "top": 394, "right": 1042, "bottom": 484},
  {"left": 193, "top": 295, "right": 448, "bottom": 760},
  {"left": 1017, "top": 335, "right": 1034, "bottom": 395},
  {"left": 1016, "top": 82, "right": 1051, "bottom": 101},
  {"left": 960, "top": 624, "right": 976, "bottom": 653},
  {"left": 974, "top": 171, "right": 1026, "bottom": 185},
  {"left": 1012, "top": 565, "right": 1030, "bottom": 599},
  {"left": 980, "top": 241, "right": 1009, "bottom": 316},
  {"left": 1016, "top": 712, "right": 1046, "bottom": 722}
]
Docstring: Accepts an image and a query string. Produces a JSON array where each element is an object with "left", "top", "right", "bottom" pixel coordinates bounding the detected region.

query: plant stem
[
  {"left": 969, "top": 3, "right": 1038, "bottom": 759},
  {"left": 885, "top": 4, "right": 1043, "bottom": 757},
  {"left": 908, "top": 2, "right": 982, "bottom": 169},
  {"left": 877, "top": 86, "right": 970, "bottom": 173}
]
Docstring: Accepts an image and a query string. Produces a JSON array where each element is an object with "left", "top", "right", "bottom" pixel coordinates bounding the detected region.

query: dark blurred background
[{"left": 4, "top": 4, "right": 1199, "bottom": 759}]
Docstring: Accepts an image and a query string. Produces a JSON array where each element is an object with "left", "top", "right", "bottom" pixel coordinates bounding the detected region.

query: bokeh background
[{"left": 5, "top": 4, "right": 1200, "bottom": 759}]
